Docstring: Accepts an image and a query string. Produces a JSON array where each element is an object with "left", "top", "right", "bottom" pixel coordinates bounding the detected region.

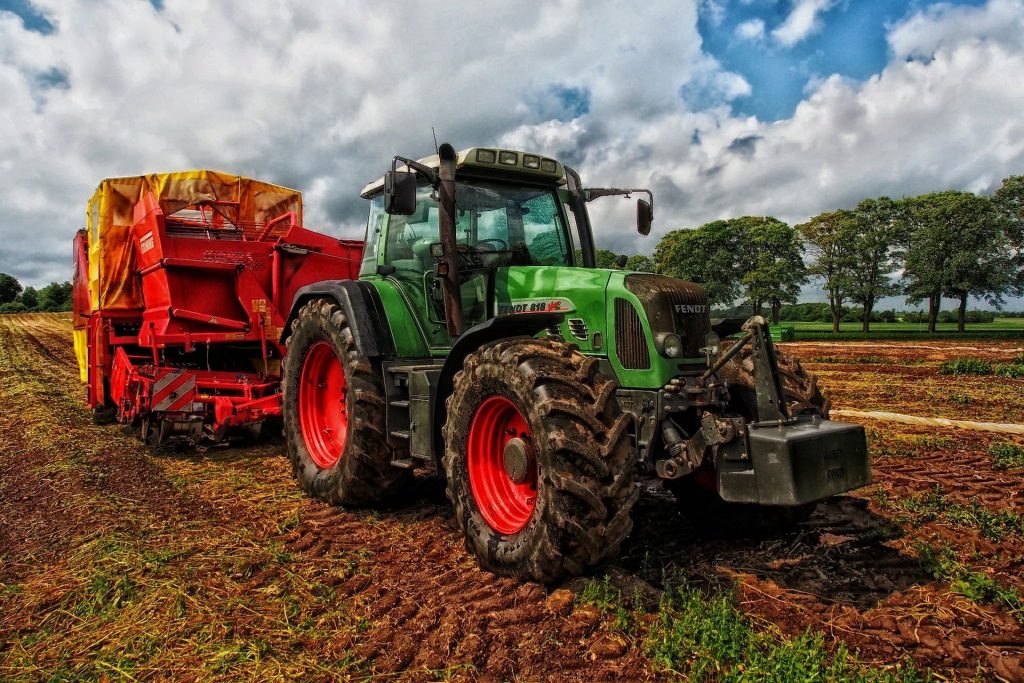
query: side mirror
[
  {"left": 637, "top": 198, "right": 653, "bottom": 236},
  {"left": 384, "top": 170, "right": 417, "bottom": 215},
  {"left": 614, "top": 254, "right": 628, "bottom": 268}
]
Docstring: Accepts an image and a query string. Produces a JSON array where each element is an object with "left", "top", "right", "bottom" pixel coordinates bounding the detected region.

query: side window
[
  {"left": 523, "top": 193, "right": 569, "bottom": 266},
  {"left": 359, "top": 195, "right": 385, "bottom": 277},
  {"left": 473, "top": 208, "right": 509, "bottom": 244},
  {"left": 558, "top": 189, "right": 582, "bottom": 266},
  {"left": 384, "top": 185, "right": 439, "bottom": 273}
]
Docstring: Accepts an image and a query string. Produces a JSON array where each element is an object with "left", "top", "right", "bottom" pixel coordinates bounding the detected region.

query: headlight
[{"left": 657, "top": 332, "right": 683, "bottom": 358}]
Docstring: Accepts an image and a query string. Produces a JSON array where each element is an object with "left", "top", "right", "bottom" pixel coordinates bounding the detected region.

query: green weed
[
  {"left": 881, "top": 487, "right": 1024, "bottom": 542},
  {"left": 994, "top": 363, "right": 1024, "bottom": 378},
  {"left": 939, "top": 358, "right": 993, "bottom": 375},
  {"left": 646, "top": 584, "right": 929, "bottom": 681},
  {"left": 947, "top": 392, "right": 973, "bottom": 406},
  {"left": 916, "top": 543, "right": 1024, "bottom": 623},
  {"left": 990, "top": 442, "right": 1024, "bottom": 470}
]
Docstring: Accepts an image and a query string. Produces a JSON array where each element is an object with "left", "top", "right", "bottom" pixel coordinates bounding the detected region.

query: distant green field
[{"left": 778, "top": 317, "right": 1024, "bottom": 340}]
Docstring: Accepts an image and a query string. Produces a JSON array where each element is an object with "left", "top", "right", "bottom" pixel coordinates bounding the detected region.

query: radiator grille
[
  {"left": 614, "top": 298, "right": 650, "bottom": 369},
  {"left": 624, "top": 274, "right": 709, "bottom": 358}
]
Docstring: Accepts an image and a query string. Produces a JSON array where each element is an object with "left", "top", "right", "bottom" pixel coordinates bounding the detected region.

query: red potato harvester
[{"left": 73, "top": 171, "right": 361, "bottom": 444}]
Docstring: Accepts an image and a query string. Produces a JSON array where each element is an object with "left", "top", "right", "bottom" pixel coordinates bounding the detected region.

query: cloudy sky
[{"left": 1, "top": 0, "right": 1023, "bottom": 308}]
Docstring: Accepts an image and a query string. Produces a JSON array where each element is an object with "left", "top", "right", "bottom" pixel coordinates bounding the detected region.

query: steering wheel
[
  {"left": 454, "top": 243, "right": 484, "bottom": 269},
  {"left": 475, "top": 238, "right": 509, "bottom": 252}
]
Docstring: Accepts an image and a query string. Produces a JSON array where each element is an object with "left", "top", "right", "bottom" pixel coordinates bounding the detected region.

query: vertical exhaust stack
[{"left": 436, "top": 143, "right": 464, "bottom": 338}]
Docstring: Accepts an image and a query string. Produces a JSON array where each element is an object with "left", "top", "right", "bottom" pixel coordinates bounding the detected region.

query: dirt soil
[{"left": 1, "top": 316, "right": 1023, "bottom": 681}]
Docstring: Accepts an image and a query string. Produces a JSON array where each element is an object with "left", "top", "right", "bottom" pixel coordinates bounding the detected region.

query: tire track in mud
[
  {"left": 0, "top": 315, "right": 649, "bottom": 681},
  {"left": 271, "top": 497, "right": 650, "bottom": 680},
  {"left": 0, "top": 315, "right": 217, "bottom": 586}
]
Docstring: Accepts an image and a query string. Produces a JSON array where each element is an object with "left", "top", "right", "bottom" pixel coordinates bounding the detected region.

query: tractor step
[
  {"left": 390, "top": 458, "right": 415, "bottom": 469},
  {"left": 389, "top": 399, "right": 410, "bottom": 408},
  {"left": 390, "top": 429, "right": 411, "bottom": 440}
]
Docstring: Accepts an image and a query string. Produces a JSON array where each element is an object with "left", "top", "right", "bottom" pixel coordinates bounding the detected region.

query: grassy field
[
  {"left": 781, "top": 317, "right": 1024, "bottom": 340},
  {"left": 2, "top": 314, "right": 1024, "bottom": 680}
]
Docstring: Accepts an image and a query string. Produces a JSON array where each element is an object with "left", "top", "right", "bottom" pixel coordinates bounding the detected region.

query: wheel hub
[
  {"left": 297, "top": 340, "right": 348, "bottom": 469},
  {"left": 503, "top": 437, "right": 532, "bottom": 484},
  {"left": 466, "top": 396, "right": 538, "bottom": 534}
]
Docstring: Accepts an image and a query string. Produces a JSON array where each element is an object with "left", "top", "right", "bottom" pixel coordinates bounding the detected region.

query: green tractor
[{"left": 280, "top": 143, "right": 870, "bottom": 583}]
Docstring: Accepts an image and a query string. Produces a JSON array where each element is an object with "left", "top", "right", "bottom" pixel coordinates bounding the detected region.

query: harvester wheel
[
  {"left": 283, "top": 299, "right": 411, "bottom": 505},
  {"left": 91, "top": 405, "right": 117, "bottom": 425},
  {"left": 443, "top": 338, "right": 638, "bottom": 583}
]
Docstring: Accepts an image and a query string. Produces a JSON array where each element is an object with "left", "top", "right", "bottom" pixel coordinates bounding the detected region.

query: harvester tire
[
  {"left": 443, "top": 338, "right": 638, "bottom": 583},
  {"left": 283, "top": 299, "right": 411, "bottom": 506}
]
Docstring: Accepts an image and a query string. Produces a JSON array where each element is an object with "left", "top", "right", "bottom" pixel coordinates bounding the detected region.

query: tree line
[
  {"left": 0, "top": 273, "right": 73, "bottom": 313},
  {"left": 615, "top": 174, "right": 1022, "bottom": 333}
]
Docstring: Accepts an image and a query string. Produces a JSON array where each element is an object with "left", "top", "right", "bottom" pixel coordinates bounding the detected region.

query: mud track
[{"left": 0, "top": 317, "right": 1022, "bottom": 680}]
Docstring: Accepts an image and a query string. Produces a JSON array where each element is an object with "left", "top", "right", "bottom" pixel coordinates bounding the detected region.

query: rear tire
[
  {"left": 443, "top": 338, "right": 639, "bottom": 583},
  {"left": 283, "top": 299, "right": 411, "bottom": 505}
]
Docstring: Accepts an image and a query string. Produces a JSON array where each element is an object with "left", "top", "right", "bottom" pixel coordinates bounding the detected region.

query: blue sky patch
[
  {"left": 697, "top": 0, "right": 989, "bottom": 121},
  {"left": 0, "top": 0, "right": 53, "bottom": 34},
  {"left": 531, "top": 84, "right": 592, "bottom": 122}
]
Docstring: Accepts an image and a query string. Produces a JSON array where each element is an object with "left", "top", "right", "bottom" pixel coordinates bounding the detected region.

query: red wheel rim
[
  {"left": 298, "top": 341, "right": 347, "bottom": 469},
  {"left": 467, "top": 396, "right": 538, "bottom": 534}
]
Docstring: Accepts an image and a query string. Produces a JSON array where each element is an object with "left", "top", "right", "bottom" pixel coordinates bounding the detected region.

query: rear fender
[{"left": 280, "top": 280, "right": 394, "bottom": 359}]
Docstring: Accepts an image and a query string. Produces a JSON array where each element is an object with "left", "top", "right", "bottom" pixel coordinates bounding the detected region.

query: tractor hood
[{"left": 494, "top": 267, "right": 711, "bottom": 389}]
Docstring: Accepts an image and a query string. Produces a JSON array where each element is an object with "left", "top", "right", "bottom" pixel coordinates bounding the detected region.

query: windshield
[{"left": 383, "top": 181, "right": 573, "bottom": 270}]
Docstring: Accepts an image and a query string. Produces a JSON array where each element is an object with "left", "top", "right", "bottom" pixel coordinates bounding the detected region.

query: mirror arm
[
  {"left": 584, "top": 188, "right": 654, "bottom": 213},
  {"left": 392, "top": 156, "right": 439, "bottom": 186}
]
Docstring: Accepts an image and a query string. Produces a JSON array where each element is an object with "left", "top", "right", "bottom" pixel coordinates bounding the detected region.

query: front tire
[
  {"left": 443, "top": 338, "right": 639, "bottom": 583},
  {"left": 283, "top": 299, "right": 410, "bottom": 505}
]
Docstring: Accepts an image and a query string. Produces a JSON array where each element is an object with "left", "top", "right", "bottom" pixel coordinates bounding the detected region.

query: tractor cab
[{"left": 358, "top": 145, "right": 651, "bottom": 349}]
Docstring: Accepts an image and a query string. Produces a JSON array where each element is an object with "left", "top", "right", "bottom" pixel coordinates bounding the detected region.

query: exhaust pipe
[{"left": 436, "top": 143, "right": 463, "bottom": 338}]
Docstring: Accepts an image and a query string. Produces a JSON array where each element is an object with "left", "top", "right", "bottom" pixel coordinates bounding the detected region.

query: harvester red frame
[{"left": 74, "top": 172, "right": 360, "bottom": 443}]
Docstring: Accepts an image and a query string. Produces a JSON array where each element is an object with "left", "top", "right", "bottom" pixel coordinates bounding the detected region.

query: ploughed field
[{"left": 1, "top": 313, "right": 1022, "bottom": 681}]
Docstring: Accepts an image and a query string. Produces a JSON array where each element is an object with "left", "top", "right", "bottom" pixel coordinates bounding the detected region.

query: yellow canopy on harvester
[{"left": 85, "top": 170, "right": 303, "bottom": 311}]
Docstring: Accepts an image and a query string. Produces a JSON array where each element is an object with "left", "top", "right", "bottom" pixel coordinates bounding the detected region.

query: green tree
[
  {"left": 847, "top": 197, "right": 903, "bottom": 333},
  {"left": 654, "top": 216, "right": 805, "bottom": 321},
  {"left": 654, "top": 220, "right": 745, "bottom": 307},
  {"left": 904, "top": 191, "right": 1015, "bottom": 333},
  {"left": 36, "top": 281, "right": 73, "bottom": 312},
  {"left": 19, "top": 286, "right": 38, "bottom": 310},
  {"left": 624, "top": 254, "right": 654, "bottom": 272},
  {"left": 993, "top": 175, "right": 1024, "bottom": 291},
  {"left": 0, "top": 272, "right": 22, "bottom": 304},
  {"left": 740, "top": 218, "right": 806, "bottom": 324},
  {"left": 796, "top": 209, "right": 857, "bottom": 333},
  {"left": 595, "top": 249, "right": 620, "bottom": 269}
]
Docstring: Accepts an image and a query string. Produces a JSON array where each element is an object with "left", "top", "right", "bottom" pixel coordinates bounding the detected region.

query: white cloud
[
  {"left": 699, "top": 0, "right": 726, "bottom": 27},
  {"left": 1, "top": 0, "right": 1023, "bottom": 308},
  {"left": 735, "top": 18, "right": 765, "bottom": 41},
  {"left": 772, "top": 0, "right": 835, "bottom": 47},
  {"left": 888, "top": 0, "right": 1024, "bottom": 59},
  {"left": 0, "top": 0, "right": 717, "bottom": 284}
]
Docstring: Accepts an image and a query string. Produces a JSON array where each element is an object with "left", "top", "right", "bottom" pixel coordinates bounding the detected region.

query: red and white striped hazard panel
[{"left": 151, "top": 371, "right": 197, "bottom": 412}]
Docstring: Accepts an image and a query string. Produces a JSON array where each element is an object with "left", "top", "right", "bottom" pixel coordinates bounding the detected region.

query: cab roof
[{"left": 360, "top": 147, "right": 566, "bottom": 198}]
